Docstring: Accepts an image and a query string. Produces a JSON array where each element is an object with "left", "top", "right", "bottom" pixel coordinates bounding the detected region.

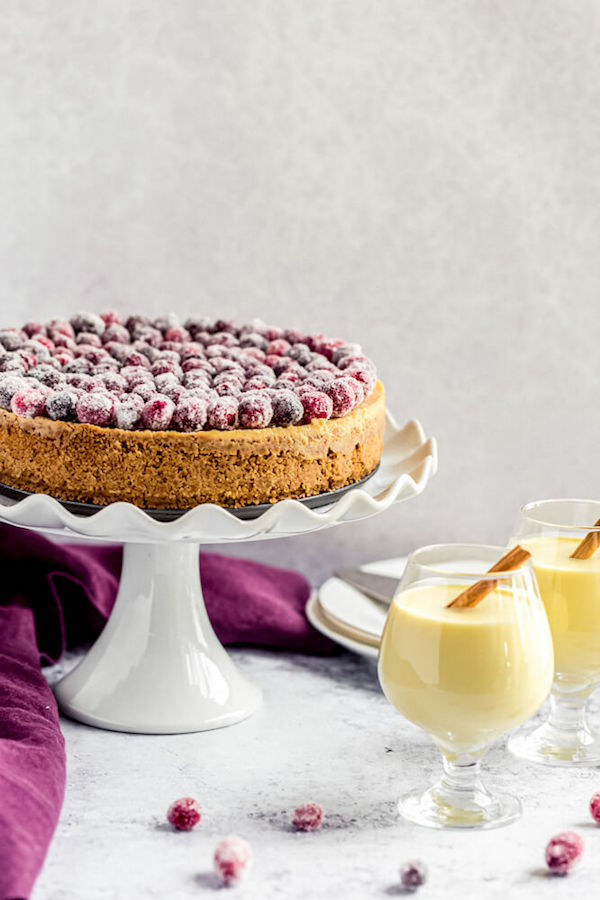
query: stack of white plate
[{"left": 306, "top": 557, "right": 407, "bottom": 659}]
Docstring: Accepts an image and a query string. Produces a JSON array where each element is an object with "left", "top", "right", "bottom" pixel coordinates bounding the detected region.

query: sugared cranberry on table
[
  {"left": 545, "top": 831, "right": 584, "bottom": 875},
  {"left": 399, "top": 860, "right": 427, "bottom": 891},
  {"left": 213, "top": 836, "right": 252, "bottom": 885},
  {"left": 166, "top": 797, "right": 202, "bottom": 831},
  {"left": 11, "top": 388, "right": 47, "bottom": 418},
  {"left": 590, "top": 792, "right": 600, "bottom": 824},
  {"left": 292, "top": 802, "right": 323, "bottom": 832},
  {"left": 76, "top": 392, "right": 115, "bottom": 426}
]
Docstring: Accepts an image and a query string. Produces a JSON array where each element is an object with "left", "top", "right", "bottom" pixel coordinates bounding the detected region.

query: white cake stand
[{"left": 0, "top": 412, "right": 436, "bottom": 734}]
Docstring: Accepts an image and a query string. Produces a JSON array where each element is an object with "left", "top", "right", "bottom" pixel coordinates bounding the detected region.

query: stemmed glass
[
  {"left": 508, "top": 499, "right": 600, "bottom": 766},
  {"left": 378, "top": 544, "right": 553, "bottom": 829}
]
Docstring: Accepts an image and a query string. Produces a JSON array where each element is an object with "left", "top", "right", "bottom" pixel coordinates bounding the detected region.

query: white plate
[
  {"left": 305, "top": 592, "right": 379, "bottom": 660},
  {"left": 318, "top": 556, "right": 408, "bottom": 639}
]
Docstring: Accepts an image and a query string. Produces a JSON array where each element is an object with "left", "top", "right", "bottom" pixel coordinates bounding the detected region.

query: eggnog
[
  {"left": 378, "top": 582, "right": 553, "bottom": 753},
  {"left": 521, "top": 535, "right": 600, "bottom": 686}
]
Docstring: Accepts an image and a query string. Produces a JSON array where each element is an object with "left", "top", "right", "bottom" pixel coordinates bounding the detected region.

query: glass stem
[
  {"left": 548, "top": 687, "right": 593, "bottom": 737},
  {"left": 439, "top": 754, "right": 487, "bottom": 803}
]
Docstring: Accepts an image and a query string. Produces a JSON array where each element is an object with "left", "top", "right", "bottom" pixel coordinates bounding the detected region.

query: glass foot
[
  {"left": 508, "top": 721, "right": 600, "bottom": 767},
  {"left": 398, "top": 783, "right": 521, "bottom": 830}
]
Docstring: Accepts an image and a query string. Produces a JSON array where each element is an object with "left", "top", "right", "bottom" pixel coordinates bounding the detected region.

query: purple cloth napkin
[{"left": 0, "top": 523, "right": 334, "bottom": 900}]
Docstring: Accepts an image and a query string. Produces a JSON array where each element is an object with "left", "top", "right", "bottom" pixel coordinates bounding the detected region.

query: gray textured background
[{"left": 1, "top": 1, "right": 599, "bottom": 581}]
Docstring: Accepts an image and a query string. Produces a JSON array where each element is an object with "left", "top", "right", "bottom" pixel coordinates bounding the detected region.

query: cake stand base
[{"left": 54, "top": 542, "right": 262, "bottom": 734}]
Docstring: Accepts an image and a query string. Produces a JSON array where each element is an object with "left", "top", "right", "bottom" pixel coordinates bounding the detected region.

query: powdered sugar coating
[
  {"left": 1, "top": 312, "right": 377, "bottom": 431},
  {"left": 213, "top": 836, "right": 252, "bottom": 885}
]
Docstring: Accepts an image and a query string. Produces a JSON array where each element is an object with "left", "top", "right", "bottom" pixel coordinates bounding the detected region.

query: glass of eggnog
[
  {"left": 508, "top": 499, "right": 600, "bottom": 766},
  {"left": 378, "top": 543, "right": 553, "bottom": 829}
]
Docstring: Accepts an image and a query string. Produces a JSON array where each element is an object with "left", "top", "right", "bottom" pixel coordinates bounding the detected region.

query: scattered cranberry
[
  {"left": 292, "top": 802, "right": 323, "bottom": 832},
  {"left": 166, "top": 797, "right": 202, "bottom": 831},
  {"left": 46, "top": 390, "right": 78, "bottom": 421},
  {"left": 213, "top": 836, "right": 252, "bottom": 885},
  {"left": 76, "top": 392, "right": 115, "bottom": 426},
  {"left": 545, "top": 831, "right": 584, "bottom": 876},
  {"left": 399, "top": 860, "right": 427, "bottom": 891},
  {"left": 140, "top": 394, "right": 175, "bottom": 430},
  {"left": 590, "top": 793, "right": 600, "bottom": 824},
  {"left": 11, "top": 388, "right": 47, "bottom": 418},
  {"left": 207, "top": 396, "right": 238, "bottom": 430},
  {"left": 299, "top": 389, "right": 333, "bottom": 423}
]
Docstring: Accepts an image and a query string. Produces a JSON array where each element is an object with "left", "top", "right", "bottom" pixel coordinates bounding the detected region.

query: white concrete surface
[{"left": 34, "top": 648, "right": 600, "bottom": 899}]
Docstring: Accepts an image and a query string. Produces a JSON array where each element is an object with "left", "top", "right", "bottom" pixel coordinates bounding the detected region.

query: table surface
[{"left": 35, "top": 649, "right": 600, "bottom": 900}]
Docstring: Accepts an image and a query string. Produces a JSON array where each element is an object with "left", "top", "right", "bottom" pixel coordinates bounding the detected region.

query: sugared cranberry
[
  {"left": 0, "top": 375, "right": 26, "bottom": 409},
  {"left": 0, "top": 353, "right": 25, "bottom": 374},
  {"left": 153, "top": 313, "right": 180, "bottom": 333},
  {"left": 332, "top": 342, "right": 361, "bottom": 365},
  {"left": 267, "top": 338, "right": 291, "bottom": 356},
  {"left": 15, "top": 349, "right": 39, "bottom": 371},
  {"left": 103, "top": 323, "right": 130, "bottom": 344},
  {"left": 100, "top": 310, "right": 123, "bottom": 326},
  {"left": 123, "top": 350, "right": 151, "bottom": 369},
  {"left": 183, "top": 371, "right": 211, "bottom": 390},
  {"left": 345, "top": 363, "right": 377, "bottom": 396},
  {"left": 131, "top": 381, "right": 157, "bottom": 402},
  {"left": 48, "top": 318, "right": 75, "bottom": 339},
  {"left": 11, "top": 388, "right": 47, "bottom": 418},
  {"left": 51, "top": 349, "right": 74, "bottom": 367},
  {"left": 545, "top": 831, "right": 584, "bottom": 875},
  {"left": 0, "top": 329, "right": 25, "bottom": 351},
  {"left": 76, "top": 392, "right": 115, "bottom": 426},
  {"left": 207, "top": 396, "right": 238, "bottom": 430},
  {"left": 166, "top": 797, "right": 202, "bottom": 831},
  {"left": 399, "top": 860, "right": 427, "bottom": 891},
  {"left": 241, "top": 346, "right": 266, "bottom": 364},
  {"left": 299, "top": 389, "right": 333, "bottom": 423},
  {"left": 64, "top": 357, "right": 93, "bottom": 374},
  {"left": 283, "top": 328, "right": 306, "bottom": 344},
  {"left": 591, "top": 793, "right": 600, "bottom": 824},
  {"left": 23, "top": 322, "right": 45, "bottom": 337},
  {"left": 151, "top": 358, "right": 182, "bottom": 379},
  {"left": 46, "top": 390, "right": 78, "bottom": 421},
  {"left": 213, "top": 836, "right": 252, "bottom": 885},
  {"left": 140, "top": 394, "right": 174, "bottom": 430},
  {"left": 70, "top": 310, "right": 106, "bottom": 336},
  {"left": 292, "top": 802, "right": 323, "bottom": 832},
  {"left": 31, "top": 334, "right": 55, "bottom": 352},
  {"left": 337, "top": 354, "right": 376, "bottom": 372},
  {"left": 324, "top": 378, "right": 358, "bottom": 417},
  {"left": 240, "top": 332, "right": 268, "bottom": 351},
  {"left": 76, "top": 331, "right": 102, "bottom": 347},
  {"left": 154, "top": 373, "right": 181, "bottom": 395},
  {"left": 271, "top": 390, "right": 304, "bottom": 427},
  {"left": 238, "top": 393, "right": 273, "bottom": 428},
  {"left": 114, "top": 394, "right": 143, "bottom": 430},
  {"left": 28, "top": 364, "right": 63, "bottom": 388},
  {"left": 121, "top": 366, "right": 153, "bottom": 388},
  {"left": 213, "top": 318, "right": 236, "bottom": 334},
  {"left": 172, "top": 395, "right": 207, "bottom": 432},
  {"left": 164, "top": 326, "right": 190, "bottom": 343}
]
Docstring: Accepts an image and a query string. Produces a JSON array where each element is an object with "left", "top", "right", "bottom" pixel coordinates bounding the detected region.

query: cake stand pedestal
[{"left": 0, "top": 413, "right": 436, "bottom": 734}]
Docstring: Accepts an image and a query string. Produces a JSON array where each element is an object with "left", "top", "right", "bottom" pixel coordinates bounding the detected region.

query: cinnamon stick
[
  {"left": 570, "top": 518, "right": 600, "bottom": 560},
  {"left": 446, "top": 545, "right": 532, "bottom": 609}
]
